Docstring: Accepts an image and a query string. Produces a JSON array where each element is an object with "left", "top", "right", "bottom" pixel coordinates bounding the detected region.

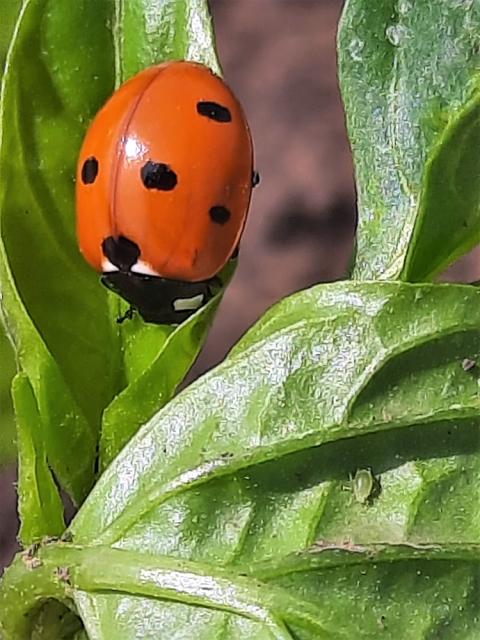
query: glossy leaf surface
[
  {"left": 339, "top": 0, "right": 480, "bottom": 281},
  {"left": 100, "top": 296, "right": 221, "bottom": 468},
  {"left": 57, "top": 282, "right": 480, "bottom": 639}
]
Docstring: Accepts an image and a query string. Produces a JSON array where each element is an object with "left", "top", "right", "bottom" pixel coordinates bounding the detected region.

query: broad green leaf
[
  {"left": 12, "top": 373, "right": 64, "bottom": 543},
  {"left": 339, "top": 0, "right": 480, "bottom": 281},
  {"left": 0, "top": 0, "right": 222, "bottom": 503},
  {"left": 5, "top": 541, "right": 479, "bottom": 640},
  {"left": 50, "top": 281, "right": 480, "bottom": 639}
]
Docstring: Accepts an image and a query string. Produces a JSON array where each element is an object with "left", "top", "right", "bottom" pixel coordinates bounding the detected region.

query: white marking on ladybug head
[
  {"left": 130, "top": 261, "right": 160, "bottom": 276},
  {"left": 102, "top": 258, "right": 119, "bottom": 273},
  {"left": 173, "top": 294, "right": 205, "bottom": 312}
]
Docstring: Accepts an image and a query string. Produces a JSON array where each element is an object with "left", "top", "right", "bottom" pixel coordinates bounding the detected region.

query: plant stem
[{"left": 0, "top": 544, "right": 327, "bottom": 640}]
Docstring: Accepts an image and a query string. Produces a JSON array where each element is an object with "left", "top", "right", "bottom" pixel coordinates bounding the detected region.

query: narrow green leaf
[
  {"left": 0, "top": 330, "right": 16, "bottom": 465},
  {"left": 0, "top": 0, "right": 22, "bottom": 77},
  {"left": 100, "top": 296, "right": 221, "bottom": 469},
  {"left": 64, "top": 282, "right": 480, "bottom": 638},
  {"left": 0, "top": 0, "right": 23, "bottom": 469},
  {"left": 404, "top": 90, "right": 480, "bottom": 280},
  {"left": 339, "top": 0, "right": 480, "bottom": 280},
  {"left": 12, "top": 373, "right": 64, "bottom": 544},
  {"left": 115, "top": 0, "right": 221, "bottom": 82}
]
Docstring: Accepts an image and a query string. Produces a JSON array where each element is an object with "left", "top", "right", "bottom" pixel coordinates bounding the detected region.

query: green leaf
[
  {"left": 339, "top": 0, "right": 480, "bottom": 281},
  {"left": 115, "top": 0, "right": 221, "bottom": 81},
  {"left": 0, "top": 330, "right": 16, "bottom": 465},
  {"left": 0, "top": 0, "right": 22, "bottom": 77},
  {"left": 12, "top": 373, "right": 64, "bottom": 544},
  {"left": 5, "top": 541, "right": 478, "bottom": 640},
  {"left": 0, "top": 0, "right": 116, "bottom": 503},
  {"left": 0, "top": 0, "right": 222, "bottom": 503},
  {"left": 51, "top": 281, "right": 480, "bottom": 638},
  {"left": 100, "top": 295, "right": 222, "bottom": 469},
  {"left": 0, "top": 0, "right": 22, "bottom": 470}
]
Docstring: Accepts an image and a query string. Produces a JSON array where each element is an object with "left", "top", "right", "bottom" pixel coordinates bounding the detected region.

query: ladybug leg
[
  {"left": 252, "top": 170, "right": 260, "bottom": 187},
  {"left": 116, "top": 306, "right": 136, "bottom": 324},
  {"left": 205, "top": 276, "right": 223, "bottom": 302}
]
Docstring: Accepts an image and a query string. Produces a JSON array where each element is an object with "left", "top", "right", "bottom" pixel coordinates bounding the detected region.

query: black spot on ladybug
[
  {"left": 252, "top": 170, "right": 260, "bottom": 187},
  {"left": 102, "top": 235, "right": 140, "bottom": 272},
  {"left": 197, "top": 101, "right": 232, "bottom": 123},
  {"left": 209, "top": 206, "right": 231, "bottom": 225},
  {"left": 141, "top": 161, "right": 177, "bottom": 191},
  {"left": 81, "top": 156, "right": 98, "bottom": 184}
]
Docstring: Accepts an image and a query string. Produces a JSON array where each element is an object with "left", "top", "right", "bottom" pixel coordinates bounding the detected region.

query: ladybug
[{"left": 76, "top": 61, "right": 256, "bottom": 324}]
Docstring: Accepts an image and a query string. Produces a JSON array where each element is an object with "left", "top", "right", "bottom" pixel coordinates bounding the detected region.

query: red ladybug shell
[{"left": 76, "top": 61, "right": 253, "bottom": 284}]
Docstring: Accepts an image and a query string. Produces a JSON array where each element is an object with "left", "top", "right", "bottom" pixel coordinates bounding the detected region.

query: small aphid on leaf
[
  {"left": 343, "top": 468, "right": 378, "bottom": 505},
  {"left": 462, "top": 358, "right": 476, "bottom": 372},
  {"left": 378, "top": 615, "right": 387, "bottom": 630},
  {"left": 352, "top": 468, "right": 375, "bottom": 504}
]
